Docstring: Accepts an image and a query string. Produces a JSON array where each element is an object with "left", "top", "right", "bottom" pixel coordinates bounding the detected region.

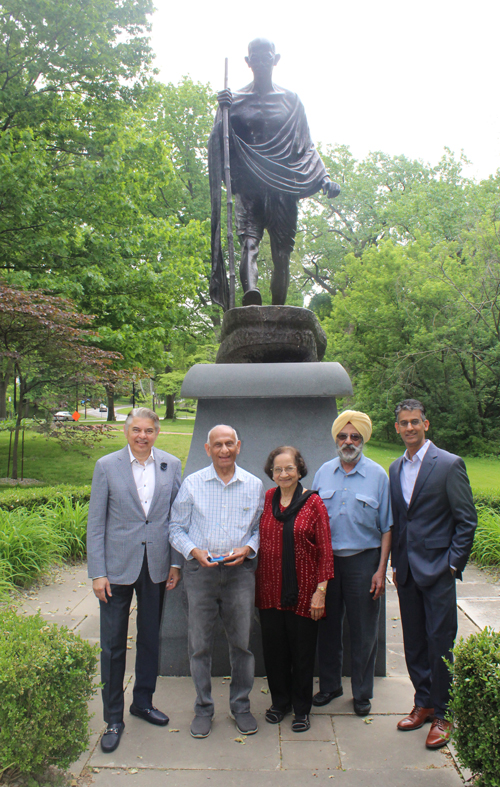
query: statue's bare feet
[{"left": 242, "top": 289, "right": 262, "bottom": 306}]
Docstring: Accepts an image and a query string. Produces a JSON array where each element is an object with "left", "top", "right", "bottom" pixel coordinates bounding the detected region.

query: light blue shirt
[
  {"left": 400, "top": 439, "right": 431, "bottom": 506},
  {"left": 169, "top": 463, "right": 264, "bottom": 560},
  {"left": 313, "top": 454, "right": 393, "bottom": 556}
]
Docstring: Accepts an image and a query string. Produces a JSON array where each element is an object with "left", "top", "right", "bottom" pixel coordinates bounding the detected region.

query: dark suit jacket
[
  {"left": 389, "top": 442, "right": 477, "bottom": 587},
  {"left": 87, "top": 446, "right": 182, "bottom": 585}
]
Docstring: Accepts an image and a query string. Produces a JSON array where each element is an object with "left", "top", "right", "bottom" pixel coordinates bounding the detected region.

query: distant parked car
[
  {"left": 99, "top": 404, "right": 107, "bottom": 412},
  {"left": 54, "top": 411, "right": 74, "bottom": 421}
]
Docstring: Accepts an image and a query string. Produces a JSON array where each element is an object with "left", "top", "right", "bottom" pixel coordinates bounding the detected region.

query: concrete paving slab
[
  {"left": 280, "top": 739, "right": 340, "bottom": 770},
  {"left": 138, "top": 676, "right": 272, "bottom": 717},
  {"left": 89, "top": 711, "right": 280, "bottom": 771},
  {"left": 90, "top": 768, "right": 463, "bottom": 787},
  {"left": 310, "top": 677, "right": 414, "bottom": 716},
  {"left": 280, "top": 714, "right": 334, "bottom": 741},
  {"left": 458, "top": 598, "right": 500, "bottom": 631},
  {"left": 333, "top": 715, "right": 450, "bottom": 771}
]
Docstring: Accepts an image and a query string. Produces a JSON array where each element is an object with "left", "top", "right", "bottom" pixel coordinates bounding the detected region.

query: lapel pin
[{"left": 160, "top": 462, "right": 168, "bottom": 471}]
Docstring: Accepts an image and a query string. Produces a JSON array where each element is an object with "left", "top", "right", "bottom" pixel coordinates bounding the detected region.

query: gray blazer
[
  {"left": 390, "top": 442, "right": 477, "bottom": 587},
  {"left": 87, "top": 446, "right": 182, "bottom": 584}
]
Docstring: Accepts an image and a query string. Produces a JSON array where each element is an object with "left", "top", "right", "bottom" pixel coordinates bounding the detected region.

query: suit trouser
[
  {"left": 259, "top": 608, "right": 318, "bottom": 715},
  {"left": 317, "top": 549, "right": 380, "bottom": 702},
  {"left": 183, "top": 558, "right": 256, "bottom": 717},
  {"left": 397, "top": 566, "right": 457, "bottom": 719},
  {"left": 99, "top": 552, "right": 165, "bottom": 724}
]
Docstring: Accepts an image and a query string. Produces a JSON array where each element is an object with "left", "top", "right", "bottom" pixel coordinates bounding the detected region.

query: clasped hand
[
  {"left": 217, "top": 89, "right": 233, "bottom": 109},
  {"left": 322, "top": 178, "right": 341, "bottom": 199},
  {"left": 191, "top": 545, "right": 250, "bottom": 568}
]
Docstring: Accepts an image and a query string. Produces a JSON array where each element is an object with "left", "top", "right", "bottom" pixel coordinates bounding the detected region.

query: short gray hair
[
  {"left": 206, "top": 424, "right": 239, "bottom": 444},
  {"left": 125, "top": 407, "right": 160, "bottom": 432},
  {"left": 395, "top": 399, "right": 426, "bottom": 421}
]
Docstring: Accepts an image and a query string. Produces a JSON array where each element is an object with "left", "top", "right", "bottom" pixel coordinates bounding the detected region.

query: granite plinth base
[
  {"left": 159, "top": 362, "right": 386, "bottom": 679},
  {"left": 216, "top": 305, "right": 327, "bottom": 364}
]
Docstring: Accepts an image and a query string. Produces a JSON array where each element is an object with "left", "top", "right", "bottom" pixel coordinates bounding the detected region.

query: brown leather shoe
[
  {"left": 397, "top": 705, "right": 435, "bottom": 731},
  {"left": 425, "top": 718, "right": 452, "bottom": 749}
]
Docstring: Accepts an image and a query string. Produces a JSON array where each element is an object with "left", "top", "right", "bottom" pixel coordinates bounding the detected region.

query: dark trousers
[
  {"left": 317, "top": 549, "right": 380, "bottom": 702},
  {"left": 259, "top": 608, "right": 318, "bottom": 715},
  {"left": 397, "top": 566, "right": 457, "bottom": 719},
  {"left": 99, "top": 553, "right": 165, "bottom": 724}
]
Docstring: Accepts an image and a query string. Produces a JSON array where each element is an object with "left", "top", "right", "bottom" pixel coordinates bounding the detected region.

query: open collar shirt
[
  {"left": 313, "top": 454, "right": 393, "bottom": 557},
  {"left": 168, "top": 462, "right": 265, "bottom": 560},
  {"left": 128, "top": 444, "right": 155, "bottom": 517},
  {"left": 400, "top": 439, "right": 431, "bottom": 507}
]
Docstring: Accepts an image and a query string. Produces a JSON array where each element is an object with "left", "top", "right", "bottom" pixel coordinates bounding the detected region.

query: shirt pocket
[{"left": 353, "top": 494, "right": 380, "bottom": 527}]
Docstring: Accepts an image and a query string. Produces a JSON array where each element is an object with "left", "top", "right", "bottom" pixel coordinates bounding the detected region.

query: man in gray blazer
[
  {"left": 87, "top": 407, "right": 182, "bottom": 753},
  {"left": 389, "top": 399, "right": 476, "bottom": 750}
]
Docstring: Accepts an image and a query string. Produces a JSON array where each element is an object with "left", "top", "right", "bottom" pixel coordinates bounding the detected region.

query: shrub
[
  {"left": 473, "top": 490, "right": 500, "bottom": 513},
  {"left": 448, "top": 628, "right": 500, "bottom": 786},
  {"left": 0, "top": 609, "right": 98, "bottom": 779},
  {"left": 42, "top": 498, "right": 89, "bottom": 561},
  {"left": 0, "top": 508, "right": 67, "bottom": 588},
  {"left": 471, "top": 506, "right": 500, "bottom": 567},
  {"left": 0, "top": 485, "right": 92, "bottom": 511}
]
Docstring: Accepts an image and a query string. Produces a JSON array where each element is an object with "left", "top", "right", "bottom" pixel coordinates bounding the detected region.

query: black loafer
[
  {"left": 312, "top": 687, "right": 343, "bottom": 706},
  {"left": 353, "top": 699, "right": 371, "bottom": 716},
  {"left": 101, "top": 722, "right": 125, "bottom": 753},
  {"left": 130, "top": 703, "right": 169, "bottom": 726}
]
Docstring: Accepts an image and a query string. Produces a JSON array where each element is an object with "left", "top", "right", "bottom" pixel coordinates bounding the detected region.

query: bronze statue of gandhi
[{"left": 209, "top": 38, "right": 340, "bottom": 309}]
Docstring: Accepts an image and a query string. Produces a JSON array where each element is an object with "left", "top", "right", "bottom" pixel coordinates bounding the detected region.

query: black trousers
[
  {"left": 99, "top": 553, "right": 165, "bottom": 724},
  {"left": 397, "top": 565, "right": 457, "bottom": 719},
  {"left": 259, "top": 608, "right": 318, "bottom": 715},
  {"left": 317, "top": 549, "right": 380, "bottom": 702}
]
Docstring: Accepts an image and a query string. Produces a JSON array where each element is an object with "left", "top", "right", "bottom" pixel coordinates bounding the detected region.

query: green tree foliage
[
  {"left": 300, "top": 147, "right": 500, "bottom": 453},
  {"left": 0, "top": 2, "right": 215, "bottom": 418}
]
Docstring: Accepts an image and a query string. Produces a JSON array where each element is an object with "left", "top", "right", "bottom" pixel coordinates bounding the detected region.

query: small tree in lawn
[{"left": 0, "top": 285, "right": 121, "bottom": 479}]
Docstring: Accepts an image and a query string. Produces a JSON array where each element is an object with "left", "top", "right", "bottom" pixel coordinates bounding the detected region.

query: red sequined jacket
[{"left": 255, "top": 488, "right": 334, "bottom": 618}]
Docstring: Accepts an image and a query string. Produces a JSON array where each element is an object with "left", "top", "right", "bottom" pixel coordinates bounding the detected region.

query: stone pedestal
[
  {"left": 159, "top": 361, "right": 386, "bottom": 679},
  {"left": 216, "top": 305, "right": 327, "bottom": 364}
]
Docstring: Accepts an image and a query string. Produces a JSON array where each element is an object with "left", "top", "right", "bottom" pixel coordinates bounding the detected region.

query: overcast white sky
[{"left": 150, "top": 0, "right": 500, "bottom": 182}]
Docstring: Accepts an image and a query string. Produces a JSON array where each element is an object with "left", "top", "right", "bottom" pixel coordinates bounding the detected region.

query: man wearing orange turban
[{"left": 311, "top": 410, "right": 392, "bottom": 716}]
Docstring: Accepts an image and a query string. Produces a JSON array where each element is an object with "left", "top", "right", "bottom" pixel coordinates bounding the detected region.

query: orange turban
[{"left": 331, "top": 410, "right": 372, "bottom": 444}]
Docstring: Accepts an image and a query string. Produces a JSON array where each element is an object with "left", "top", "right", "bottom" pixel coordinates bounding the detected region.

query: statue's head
[{"left": 245, "top": 38, "right": 281, "bottom": 74}]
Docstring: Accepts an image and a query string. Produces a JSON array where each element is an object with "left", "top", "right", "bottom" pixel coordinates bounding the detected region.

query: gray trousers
[
  {"left": 183, "top": 558, "right": 256, "bottom": 716},
  {"left": 317, "top": 549, "right": 381, "bottom": 702}
]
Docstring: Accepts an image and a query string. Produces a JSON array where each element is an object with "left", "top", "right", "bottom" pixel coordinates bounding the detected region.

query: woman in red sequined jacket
[{"left": 256, "top": 445, "right": 334, "bottom": 733}]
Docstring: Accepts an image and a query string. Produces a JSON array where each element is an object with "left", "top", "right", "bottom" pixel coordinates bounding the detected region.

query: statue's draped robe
[{"left": 209, "top": 86, "right": 328, "bottom": 310}]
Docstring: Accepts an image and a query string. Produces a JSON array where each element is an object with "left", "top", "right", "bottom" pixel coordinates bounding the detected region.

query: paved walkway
[{"left": 16, "top": 564, "right": 500, "bottom": 786}]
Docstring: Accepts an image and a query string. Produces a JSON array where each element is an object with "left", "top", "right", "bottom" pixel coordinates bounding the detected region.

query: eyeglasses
[
  {"left": 337, "top": 433, "right": 362, "bottom": 443},
  {"left": 273, "top": 466, "right": 297, "bottom": 475},
  {"left": 398, "top": 419, "right": 424, "bottom": 428}
]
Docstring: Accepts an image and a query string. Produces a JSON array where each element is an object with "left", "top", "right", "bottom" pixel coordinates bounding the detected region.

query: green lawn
[
  {"left": 0, "top": 421, "right": 193, "bottom": 488},
  {"left": 1, "top": 428, "right": 499, "bottom": 494},
  {"left": 365, "top": 441, "right": 500, "bottom": 493}
]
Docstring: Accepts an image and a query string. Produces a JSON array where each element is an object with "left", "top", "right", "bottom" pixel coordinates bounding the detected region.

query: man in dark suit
[
  {"left": 87, "top": 407, "right": 182, "bottom": 753},
  {"left": 389, "top": 399, "right": 476, "bottom": 749}
]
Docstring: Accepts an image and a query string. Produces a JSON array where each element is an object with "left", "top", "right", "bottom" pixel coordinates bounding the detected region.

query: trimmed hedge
[
  {"left": 0, "top": 608, "right": 98, "bottom": 779},
  {"left": 0, "top": 484, "right": 91, "bottom": 511},
  {"left": 449, "top": 628, "right": 500, "bottom": 786}
]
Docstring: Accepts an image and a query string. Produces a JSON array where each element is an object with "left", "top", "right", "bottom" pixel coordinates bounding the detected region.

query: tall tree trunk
[
  {"left": 165, "top": 394, "right": 175, "bottom": 419},
  {"left": 105, "top": 387, "right": 115, "bottom": 422},
  {"left": 0, "top": 360, "right": 12, "bottom": 419}
]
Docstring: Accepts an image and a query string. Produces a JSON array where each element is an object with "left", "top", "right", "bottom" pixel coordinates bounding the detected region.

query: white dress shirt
[
  {"left": 128, "top": 444, "right": 155, "bottom": 516},
  {"left": 169, "top": 463, "right": 264, "bottom": 560},
  {"left": 400, "top": 439, "right": 431, "bottom": 506}
]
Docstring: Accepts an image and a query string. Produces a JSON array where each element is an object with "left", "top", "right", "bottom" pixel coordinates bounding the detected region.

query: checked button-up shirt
[{"left": 169, "top": 463, "right": 265, "bottom": 560}]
